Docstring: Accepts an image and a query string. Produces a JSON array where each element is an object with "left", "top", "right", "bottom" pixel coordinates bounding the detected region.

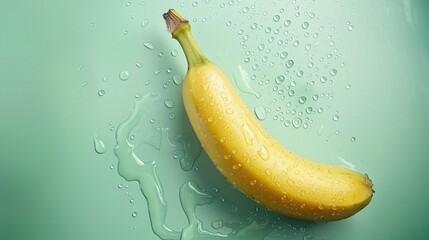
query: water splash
[
  {"left": 233, "top": 65, "right": 261, "bottom": 98},
  {"left": 113, "top": 93, "right": 278, "bottom": 240},
  {"left": 141, "top": 126, "right": 162, "bottom": 150},
  {"left": 330, "top": 156, "right": 356, "bottom": 171},
  {"left": 113, "top": 92, "right": 180, "bottom": 240},
  {"left": 170, "top": 131, "right": 202, "bottom": 171},
  {"left": 179, "top": 181, "right": 275, "bottom": 240},
  {"left": 179, "top": 181, "right": 224, "bottom": 239}
]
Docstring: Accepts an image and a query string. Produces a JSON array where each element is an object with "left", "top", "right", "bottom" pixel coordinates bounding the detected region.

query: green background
[{"left": 1, "top": 0, "right": 428, "bottom": 239}]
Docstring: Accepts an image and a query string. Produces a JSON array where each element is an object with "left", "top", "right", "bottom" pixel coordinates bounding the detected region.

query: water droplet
[
  {"left": 288, "top": 90, "right": 295, "bottom": 96},
  {"left": 254, "top": 106, "right": 267, "bottom": 120},
  {"left": 320, "top": 76, "right": 328, "bottom": 83},
  {"left": 275, "top": 75, "right": 285, "bottom": 84},
  {"left": 265, "top": 169, "right": 272, "bottom": 176},
  {"left": 298, "top": 96, "right": 307, "bottom": 104},
  {"left": 317, "top": 125, "right": 325, "bottom": 136},
  {"left": 110, "top": 164, "right": 115, "bottom": 170},
  {"left": 293, "top": 40, "right": 300, "bottom": 47},
  {"left": 258, "top": 44, "right": 265, "bottom": 51},
  {"left": 297, "top": 70, "right": 304, "bottom": 77},
  {"left": 164, "top": 99, "right": 175, "bottom": 108},
  {"left": 348, "top": 25, "right": 354, "bottom": 31},
  {"left": 284, "top": 120, "right": 291, "bottom": 127},
  {"left": 250, "top": 179, "right": 257, "bottom": 186},
  {"left": 257, "top": 146, "right": 270, "bottom": 160},
  {"left": 330, "top": 69, "right": 338, "bottom": 76},
  {"left": 312, "top": 94, "right": 319, "bottom": 101},
  {"left": 171, "top": 49, "right": 178, "bottom": 57},
  {"left": 141, "top": 19, "right": 150, "bottom": 28},
  {"left": 251, "top": 23, "right": 258, "bottom": 29},
  {"left": 172, "top": 75, "right": 183, "bottom": 85},
  {"left": 273, "top": 15, "right": 281, "bottom": 22},
  {"left": 350, "top": 136, "right": 356, "bottom": 142},
  {"left": 287, "top": 179, "right": 295, "bottom": 185},
  {"left": 302, "top": 22, "right": 309, "bottom": 29},
  {"left": 169, "top": 113, "right": 176, "bottom": 119},
  {"left": 81, "top": 81, "right": 87, "bottom": 87},
  {"left": 98, "top": 90, "right": 105, "bottom": 96},
  {"left": 284, "top": 20, "right": 291, "bottom": 27},
  {"left": 305, "top": 43, "right": 312, "bottom": 51},
  {"left": 93, "top": 134, "right": 106, "bottom": 154},
  {"left": 143, "top": 42, "right": 155, "bottom": 50},
  {"left": 280, "top": 51, "right": 288, "bottom": 59},
  {"left": 286, "top": 60, "right": 294, "bottom": 68},
  {"left": 242, "top": 7, "right": 249, "bottom": 13},
  {"left": 118, "top": 184, "right": 123, "bottom": 189},
  {"left": 232, "top": 163, "right": 242, "bottom": 170},
  {"left": 303, "top": 234, "right": 315, "bottom": 240},
  {"left": 333, "top": 114, "right": 339, "bottom": 121},
  {"left": 192, "top": 1, "right": 198, "bottom": 7},
  {"left": 77, "top": 64, "right": 83, "bottom": 71},
  {"left": 155, "top": 70, "right": 164, "bottom": 77},
  {"left": 292, "top": 117, "right": 302, "bottom": 128},
  {"left": 119, "top": 70, "right": 130, "bottom": 81},
  {"left": 131, "top": 212, "right": 138, "bottom": 217},
  {"left": 309, "top": 12, "right": 315, "bottom": 18}
]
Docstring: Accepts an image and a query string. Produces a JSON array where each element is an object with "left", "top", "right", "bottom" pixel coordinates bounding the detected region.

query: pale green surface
[{"left": 1, "top": 0, "right": 429, "bottom": 239}]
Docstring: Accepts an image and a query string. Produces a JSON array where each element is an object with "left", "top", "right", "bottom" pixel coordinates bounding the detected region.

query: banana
[{"left": 163, "top": 9, "right": 373, "bottom": 221}]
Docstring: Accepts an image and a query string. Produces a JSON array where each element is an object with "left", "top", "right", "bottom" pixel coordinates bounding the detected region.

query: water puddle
[{"left": 112, "top": 93, "right": 281, "bottom": 239}]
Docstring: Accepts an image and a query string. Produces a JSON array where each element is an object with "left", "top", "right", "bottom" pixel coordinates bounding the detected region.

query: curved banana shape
[{"left": 163, "top": 9, "right": 373, "bottom": 221}]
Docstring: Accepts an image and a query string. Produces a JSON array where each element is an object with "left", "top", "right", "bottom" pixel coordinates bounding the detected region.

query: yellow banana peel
[{"left": 163, "top": 9, "right": 373, "bottom": 221}]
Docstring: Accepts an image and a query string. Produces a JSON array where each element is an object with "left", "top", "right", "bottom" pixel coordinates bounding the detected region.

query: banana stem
[{"left": 163, "top": 9, "right": 208, "bottom": 68}]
